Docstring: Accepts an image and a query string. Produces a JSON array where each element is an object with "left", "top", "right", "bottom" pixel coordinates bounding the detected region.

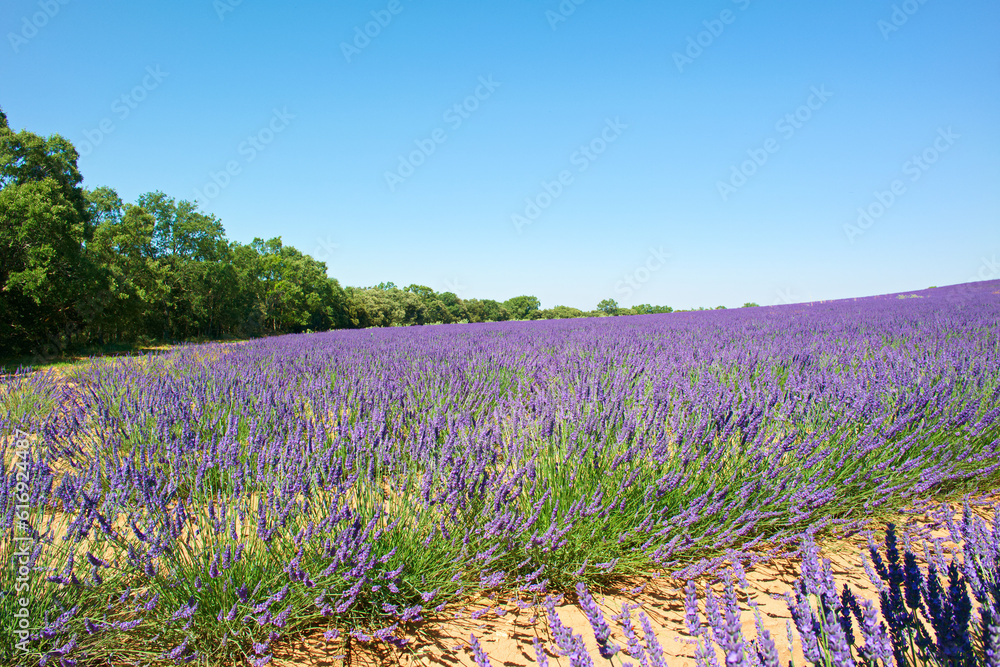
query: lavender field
[{"left": 2, "top": 281, "right": 1000, "bottom": 665}]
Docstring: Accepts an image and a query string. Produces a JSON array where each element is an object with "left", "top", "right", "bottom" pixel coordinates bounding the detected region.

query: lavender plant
[
  {"left": 545, "top": 505, "right": 999, "bottom": 667},
  {"left": 775, "top": 513, "right": 997, "bottom": 666}
]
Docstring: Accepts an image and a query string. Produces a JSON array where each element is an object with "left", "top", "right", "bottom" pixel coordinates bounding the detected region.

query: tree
[
  {"left": 404, "top": 284, "right": 435, "bottom": 299},
  {"left": 249, "top": 238, "right": 347, "bottom": 334},
  {"left": 537, "top": 305, "right": 584, "bottom": 319},
  {"left": 596, "top": 298, "right": 619, "bottom": 315},
  {"left": 87, "top": 200, "right": 162, "bottom": 343},
  {"left": 138, "top": 191, "right": 226, "bottom": 262},
  {"left": 346, "top": 287, "right": 406, "bottom": 328},
  {"left": 464, "top": 298, "right": 509, "bottom": 323},
  {"left": 438, "top": 291, "right": 466, "bottom": 322},
  {"left": 0, "top": 114, "right": 92, "bottom": 355},
  {"left": 502, "top": 295, "right": 540, "bottom": 320},
  {"left": 742, "top": 302, "right": 760, "bottom": 308},
  {"left": 481, "top": 299, "right": 510, "bottom": 322},
  {"left": 632, "top": 304, "right": 673, "bottom": 315},
  {"left": 86, "top": 186, "right": 124, "bottom": 227},
  {"left": 129, "top": 192, "right": 231, "bottom": 339}
]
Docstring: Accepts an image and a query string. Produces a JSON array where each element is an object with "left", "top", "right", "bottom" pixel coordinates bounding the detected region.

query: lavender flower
[
  {"left": 685, "top": 580, "right": 703, "bottom": 637},
  {"left": 533, "top": 637, "right": 551, "bottom": 667},
  {"left": 857, "top": 598, "right": 894, "bottom": 664},
  {"left": 546, "top": 599, "right": 595, "bottom": 667},
  {"left": 752, "top": 611, "right": 780, "bottom": 667},
  {"left": 638, "top": 612, "right": 668, "bottom": 667},
  {"left": 576, "top": 582, "right": 619, "bottom": 659},
  {"left": 469, "top": 633, "right": 493, "bottom": 667}
]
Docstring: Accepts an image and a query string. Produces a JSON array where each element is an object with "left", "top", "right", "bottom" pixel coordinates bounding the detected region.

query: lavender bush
[
  {"left": 540, "top": 503, "right": 999, "bottom": 666},
  {"left": 1, "top": 281, "right": 999, "bottom": 665}
]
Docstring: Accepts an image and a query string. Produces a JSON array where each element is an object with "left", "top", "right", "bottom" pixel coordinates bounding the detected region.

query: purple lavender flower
[
  {"left": 616, "top": 602, "right": 648, "bottom": 665},
  {"left": 839, "top": 584, "right": 860, "bottom": 647},
  {"left": 469, "top": 633, "right": 493, "bottom": 667},
  {"left": 166, "top": 638, "right": 190, "bottom": 661},
  {"left": 784, "top": 590, "right": 821, "bottom": 663},
  {"left": 685, "top": 580, "right": 703, "bottom": 637},
  {"left": 822, "top": 606, "right": 854, "bottom": 667},
  {"left": 857, "top": 599, "right": 894, "bottom": 664},
  {"left": 546, "top": 599, "right": 595, "bottom": 667},
  {"left": 533, "top": 637, "right": 550, "bottom": 667},
  {"left": 170, "top": 597, "right": 198, "bottom": 622},
  {"left": 983, "top": 610, "right": 1000, "bottom": 667},
  {"left": 638, "top": 612, "right": 668, "bottom": 667},
  {"left": 752, "top": 611, "right": 780, "bottom": 667},
  {"left": 576, "top": 582, "right": 619, "bottom": 659},
  {"left": 693, "top": 637, "right": 720, "bottom": 667},
  {"left": 903, "top": 551, "right": 924, "bottom": 613}
]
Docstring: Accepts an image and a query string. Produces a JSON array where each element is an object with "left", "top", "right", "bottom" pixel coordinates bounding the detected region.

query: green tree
[
  {"left": 481, "top": 299, "right": 510, "bottom": 322},
  {"left": 464, "top": 298, "right": 510, "bottom": 323},
  {"left": 87, "top": 198, "right": 163, "bottom": 343},
  {"left": 596, "top": 298, "right": 620, "bottom": 315},
  {"left": 131, "top": 192, "right": 229, "bottom": 339},
  {"left": 538, "top": 305, "right": 584, "bottom": 319},
  {"left": 0, "top": 111, "right": 93, "bottom": 355},
  {"left": 502, "top": 295, "right": 540, "bottom": 320},
  {"left": 437, "top": 291, "right": 466, "bottom": 322},
  {"left": 250, "top": 238, "right": 347, "bottom": 334},
  {"left": 404, "top": 284, "right": 435, "bottom": 299},
  {"left": 632, "top": 304, "right": 673, "bottom": 315},
  {"left": 346, "top": 286, "right": 407, "bottom": 328},
  {"left": 86, "top": 186, "right": 125, "bottom": 227}
]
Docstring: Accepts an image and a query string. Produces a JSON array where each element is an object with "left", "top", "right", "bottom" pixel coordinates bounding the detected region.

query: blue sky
[{"left": 2, "top": 0, "right": 998, "bottom": 310}]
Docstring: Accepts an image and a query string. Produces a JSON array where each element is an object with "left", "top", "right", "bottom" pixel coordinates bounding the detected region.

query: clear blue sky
[{"left": 2, "top": 0, "right": 998, "bottom": 310}]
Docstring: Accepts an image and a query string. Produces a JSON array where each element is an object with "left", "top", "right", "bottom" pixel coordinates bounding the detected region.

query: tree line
[{"left": 0, "top": 109, "right": 677, "bottom": 358}]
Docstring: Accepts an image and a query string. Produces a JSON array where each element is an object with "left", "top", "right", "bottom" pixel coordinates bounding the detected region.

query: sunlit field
[{"left": 2, "top": 281, "right": 999, "bottom": 666}]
